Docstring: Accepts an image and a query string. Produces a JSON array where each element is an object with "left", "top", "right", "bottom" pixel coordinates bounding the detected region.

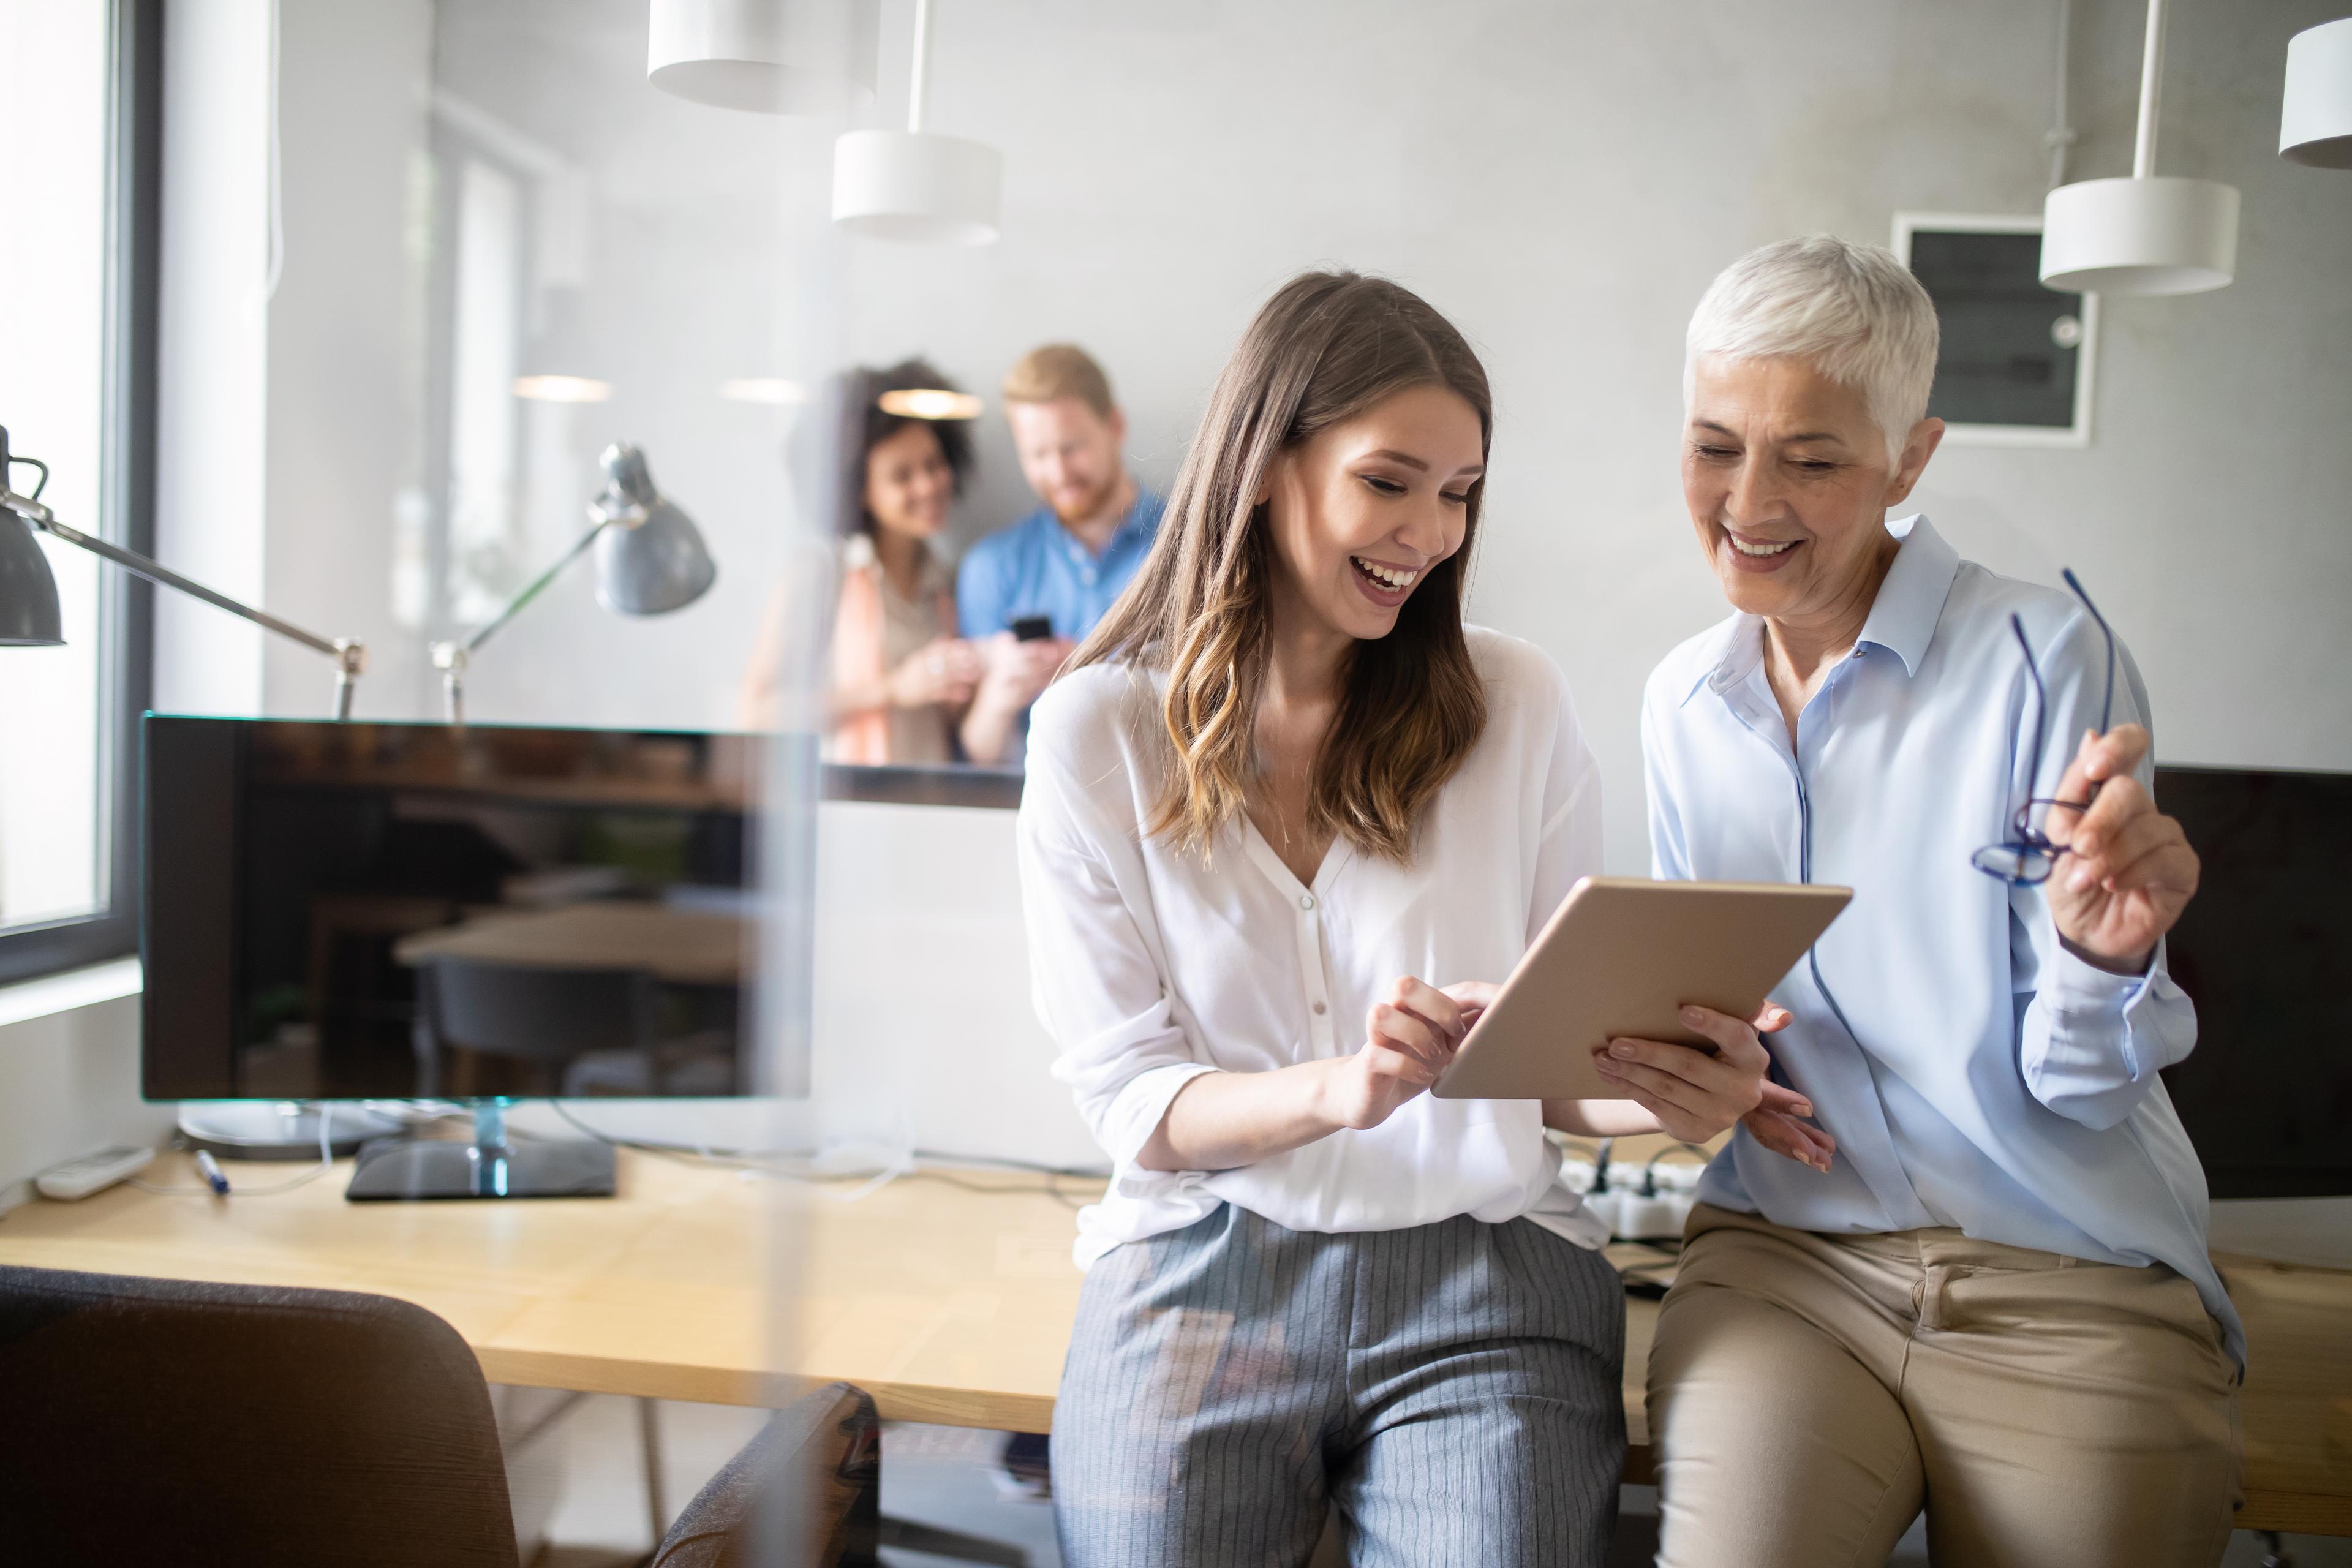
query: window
[
  {"left": 1893, "top": 211, "right": 2098, "bottom": 450},
  {"left": 0, "top": 0, "right": 157, "bottom": 985}
]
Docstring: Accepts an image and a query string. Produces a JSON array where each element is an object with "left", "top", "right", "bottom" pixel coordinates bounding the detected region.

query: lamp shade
[
  {"left": 646, "top": 0, "right": 877, "bottom": 114},
  {"left": 2282, "top": 17, "right": 2352, "bottom": 168},
  {"left": 590, "top": 443, "right": 716, "bottom": 615},
  {"left": 0, "top": 510, "right": 64, "bottom": 646},
  {"left": 831, "top": 129, "right": 1000, "bottom": 245},
  {"left": 2040, "top": 175, "right": 2239, "bottom": 295}
]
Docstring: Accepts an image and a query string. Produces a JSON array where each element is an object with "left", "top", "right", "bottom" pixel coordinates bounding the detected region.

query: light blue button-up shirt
[
  {"left": 1642, "top": 514, "right": 2239, "bottom": 1366},
  {"left": 956, "top": 491, "right": 1166, "bottom": 644}
]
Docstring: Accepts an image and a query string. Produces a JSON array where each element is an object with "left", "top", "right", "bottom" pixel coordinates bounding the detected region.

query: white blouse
[{"left": 1017, "top": 625, "right": 1611, "bottom": 1267}]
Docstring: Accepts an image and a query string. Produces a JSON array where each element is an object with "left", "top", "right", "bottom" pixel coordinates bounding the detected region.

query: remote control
[{"left": 34, "top": 1146, "right": 154, "bottom": 1201}]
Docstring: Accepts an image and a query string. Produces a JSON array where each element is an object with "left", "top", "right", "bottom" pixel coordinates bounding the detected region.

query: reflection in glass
[{"left": 142, "top": 717, "right": 761, "bottom": 1103}]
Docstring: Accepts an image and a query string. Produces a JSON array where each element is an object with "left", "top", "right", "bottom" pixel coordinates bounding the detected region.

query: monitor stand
[{"left": 345, "top": 1101, "right": 616, "bottom": 1201}]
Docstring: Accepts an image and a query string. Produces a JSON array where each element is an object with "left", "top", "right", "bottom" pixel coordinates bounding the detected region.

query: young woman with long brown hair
[{"left": 1018, "top": 272, "right": 1809, "bottom": 1565}]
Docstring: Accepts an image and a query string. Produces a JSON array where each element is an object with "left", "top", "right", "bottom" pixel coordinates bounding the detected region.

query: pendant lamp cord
[
  {"left": 908, "top": 0, "right": 935, "bottom": 135},
  {"left": 2047, "top": 0, "right": 2076, "bottom": 189},
  {"left": 2133, "top": 0, "right": 2167, "bottom": 178}
]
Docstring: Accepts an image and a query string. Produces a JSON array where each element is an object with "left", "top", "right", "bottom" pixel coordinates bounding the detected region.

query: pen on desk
[{"left": 194, "top": 1150, "right": 230, "bottom": 1196}]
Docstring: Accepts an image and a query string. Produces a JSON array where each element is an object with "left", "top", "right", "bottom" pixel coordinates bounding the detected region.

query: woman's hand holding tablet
[
  {"left": 1427, "top": 878, "right": 1853, "bottom": 1168},
  {"left": 1441, "top": 983, "right": 1821, "bottom": 1160}
]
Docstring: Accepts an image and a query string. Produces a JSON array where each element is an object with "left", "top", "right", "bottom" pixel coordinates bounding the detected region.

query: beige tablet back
[{"left": 1432, "top": 876, "right": 1852, "bottom": 1101}]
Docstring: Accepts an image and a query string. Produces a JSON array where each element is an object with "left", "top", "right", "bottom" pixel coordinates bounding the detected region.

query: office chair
[
  {"left": 413, "top": 955, "right": 665, "bottom": 1098},
  {"left": 0, "top": 1263, "right": 521, "bottom": 1567},
  {"left": 650, "top": 1382, "right": 883, "bottom": 1568}
]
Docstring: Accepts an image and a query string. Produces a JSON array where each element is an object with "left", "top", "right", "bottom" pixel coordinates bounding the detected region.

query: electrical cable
[
  {"left": 541, "top": 1101, "right": 1105, "bottom": 1207},
  {"left": 130, "top": 1104, "right": 337, "bottom": 1197}
]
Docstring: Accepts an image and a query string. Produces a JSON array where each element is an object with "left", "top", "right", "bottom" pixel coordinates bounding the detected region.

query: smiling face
[
  {"left": 1261, "top": 382, "right": 1485, "bottom": 646},
  {"left": 1681, "top": 353, "right": 1942, "bottom": 625},
  {"left": 862, "top": 420, "right": 954, "bottom": 541},
  {"left": 1007, "top": 396, "right": 1126, "bottom": 526}
]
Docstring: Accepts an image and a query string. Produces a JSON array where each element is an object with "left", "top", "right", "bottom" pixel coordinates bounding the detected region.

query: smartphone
[{"left": 1010, "top": 614, "right": 1054, "bottom": 643}]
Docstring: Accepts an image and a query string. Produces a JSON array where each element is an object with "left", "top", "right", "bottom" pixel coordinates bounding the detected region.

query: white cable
[{"left": 129, "top": 1104, "right": 336, "bottom": 1197}]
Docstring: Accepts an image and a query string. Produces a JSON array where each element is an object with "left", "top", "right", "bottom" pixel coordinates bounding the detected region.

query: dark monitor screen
[
  {"left": 143, "top": 715, "right": 761, "bottom": 1102},
  {"left": 2155, "top": 764, "right": 2352, "bottom": 1199}
]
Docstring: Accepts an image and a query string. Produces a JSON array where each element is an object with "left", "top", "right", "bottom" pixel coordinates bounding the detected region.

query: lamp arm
[
  {"left": 9, "top": 496, "right": 366, "bottom": 717},
  {"left": 459, "top": 514, "right": 610, "bottom": 660},
  {"left": 32, "top": 510, "right": 339, "bottom": 658}
]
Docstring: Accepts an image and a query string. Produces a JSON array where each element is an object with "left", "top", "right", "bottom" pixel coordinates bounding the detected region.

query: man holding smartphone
[{"left": 958, "top": 344, "right": 1164, "bottom": 765}]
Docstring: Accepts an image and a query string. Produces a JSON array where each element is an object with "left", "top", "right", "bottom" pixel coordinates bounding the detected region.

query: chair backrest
[
  {"left": 0, "top": 1264, "right": 521, "bottom": 1568},
  {"left": 422, "top": 957, "right": 654, "bottom": 1062},
  {"left": 652, "top": 1382, "right": 881, "bottom": 1568}
]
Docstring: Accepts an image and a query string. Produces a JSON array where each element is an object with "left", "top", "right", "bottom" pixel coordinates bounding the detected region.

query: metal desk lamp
[
  {"left": 0, "top": 424, "right": 365, "bottom": 715},
  {"left": 430, "top": 441, "right": 714, "bottom": 725}
]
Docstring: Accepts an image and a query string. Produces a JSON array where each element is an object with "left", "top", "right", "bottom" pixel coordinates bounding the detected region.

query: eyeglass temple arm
[{"left": 2059, "top": 567, "right": 2117, "bottom": 735}]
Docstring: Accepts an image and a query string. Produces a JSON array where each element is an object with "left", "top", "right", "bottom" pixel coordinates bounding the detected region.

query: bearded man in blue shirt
[
  {"left": 1629, "top": 236, "right": 2236, "bottom": 1568},
  {"left": 957, "top": 344, "right": 1165, "bottom": 764}
]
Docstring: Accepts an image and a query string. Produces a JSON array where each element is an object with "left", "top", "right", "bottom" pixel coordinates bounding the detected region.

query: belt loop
[{"left": 1918, "top": 1262, "right": 1951, "bottom": 1333}]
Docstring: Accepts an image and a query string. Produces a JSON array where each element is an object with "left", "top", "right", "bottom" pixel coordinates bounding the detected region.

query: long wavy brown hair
[{"left": 1069, "top": 271, "right": 1491, "bottom": 862}]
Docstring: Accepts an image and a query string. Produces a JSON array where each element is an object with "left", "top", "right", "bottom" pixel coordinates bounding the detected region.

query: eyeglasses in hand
[{"left": 1970, "top": 568, "right": 2116, "bottom": 886}]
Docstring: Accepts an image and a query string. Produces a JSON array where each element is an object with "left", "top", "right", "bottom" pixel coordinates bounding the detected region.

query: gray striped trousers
[{"left": 1051, "top": 1204, "right": 1626, "bottom": 1567}]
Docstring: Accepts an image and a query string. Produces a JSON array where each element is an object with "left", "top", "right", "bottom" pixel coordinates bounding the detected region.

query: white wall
[
  {"left": 261, "top": 0, "right": 438, "bottom": 717},
  {"left": 153, "top": 0, "right": 273, "bottom": 716},
  {"left": 809, "top": 800, "right": 1098, "bottom": 1170},
  {"left": 0, "top": 967, "right": 170, "bottom": 1202}
]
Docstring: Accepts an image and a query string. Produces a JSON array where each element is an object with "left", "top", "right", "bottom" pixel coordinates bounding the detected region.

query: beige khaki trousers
[{"left": 1647, "top": 1204, "right": 2241, "bottom": 1568}]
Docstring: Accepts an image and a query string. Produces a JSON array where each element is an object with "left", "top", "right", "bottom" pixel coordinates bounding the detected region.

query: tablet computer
[{"left": 1431, "top": 876, "right": 1852, "bottom": 1101}]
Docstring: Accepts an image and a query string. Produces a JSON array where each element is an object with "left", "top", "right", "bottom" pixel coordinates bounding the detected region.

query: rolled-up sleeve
[
  {"left": 2011, "top": 609, "right": 2201, "bottom": 1128},
  {"left": 1016, "top": 747, "right": 1215, "bottom": 1172},
  {"left": 2019, "top": 936, "right": 2198, "bottom": 1129}
]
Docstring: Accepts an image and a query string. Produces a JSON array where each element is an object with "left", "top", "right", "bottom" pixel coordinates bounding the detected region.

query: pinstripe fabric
[{"left": 1052, "top": 1205, "right": 1625, "bottom": 1567}]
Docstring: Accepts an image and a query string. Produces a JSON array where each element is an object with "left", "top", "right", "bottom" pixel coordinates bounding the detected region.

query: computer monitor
[
  {"left": 143, "top": 715, "right": 765, "bottom": 1197},
  {"left": 2156, "top": 764, "right": 2352, "bottom": 1200}
]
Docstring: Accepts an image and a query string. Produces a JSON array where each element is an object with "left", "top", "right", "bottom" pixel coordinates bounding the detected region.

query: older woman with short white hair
[{"left": 1638, "top": 236, "right": 2237, "bottom": 1567}]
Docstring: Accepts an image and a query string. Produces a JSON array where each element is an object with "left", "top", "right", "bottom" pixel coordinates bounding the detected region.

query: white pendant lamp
[
  {"left": 2041, "top": 0, "right": 2239, "bottom": 295},
  {"left": 2281, "top": 17, "right": 2352, "bottom": 168},
  {"left": 647, "top": 0, "right": 877, "bottom": 114},
  {"left": 832, "top": 0, "right": 1001, "bottom": 245}
]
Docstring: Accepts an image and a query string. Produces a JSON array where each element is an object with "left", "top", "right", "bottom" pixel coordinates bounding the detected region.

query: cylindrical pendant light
[
  {"left": 2281, "top": 17, "right": 2352, "bottom": 168},
  {"left": 647, "top": 0, "right": 878, "bottom": 115},
  {"left": 832, "top": 0, "right": 1001, "bottom": 245},
  {"left": 2041, "top": 0, "right": 2239, "bottom": 295}
]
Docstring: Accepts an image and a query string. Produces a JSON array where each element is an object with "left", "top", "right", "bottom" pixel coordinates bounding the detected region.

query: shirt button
[
  {"left": 1299, "top": 894, "right": 1316, "bottom": 910},
  {"left": 1312, "top": 1001, "right": 1327, "bottom": 1016}
]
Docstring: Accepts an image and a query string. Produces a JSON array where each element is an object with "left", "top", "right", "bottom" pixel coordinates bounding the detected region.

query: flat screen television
[
  {"left": 143, "top": 715, "right": 761, "bottom": 1106},
  {"left": 2155, "top": 764, "right": 2352, "bottom": 1200}
]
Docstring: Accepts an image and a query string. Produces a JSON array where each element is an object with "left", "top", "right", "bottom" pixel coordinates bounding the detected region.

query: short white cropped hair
[{"left": 1683, "top": 235, "right": 1940, "bottom": 461}]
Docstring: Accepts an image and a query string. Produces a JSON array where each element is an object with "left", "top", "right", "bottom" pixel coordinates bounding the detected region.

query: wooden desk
[
  {"left": 0, "top": 1151, "right": 2342, "bottom": 1534},
  {"left": 394, "top": 903, "right": 749, "bottom": 987}
]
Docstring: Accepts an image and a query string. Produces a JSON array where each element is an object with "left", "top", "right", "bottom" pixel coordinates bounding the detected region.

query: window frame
[
  {"left": 0, "top": 0, "right": 161, "bottom": 987},
  {"left": 1890, "top": 209, "right": 2100, "bottom": 451}
]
